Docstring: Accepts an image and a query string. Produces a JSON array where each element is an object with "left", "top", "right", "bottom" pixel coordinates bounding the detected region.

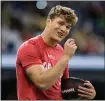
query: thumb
[{"left": 84, "top": 81, "right": 94, "bottom": 89}]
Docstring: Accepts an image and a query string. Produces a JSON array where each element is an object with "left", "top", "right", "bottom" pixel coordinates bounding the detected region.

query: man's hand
[
  {"left": 78, "top": 81, "right": 96, "bottom": 99},
  {"left": 64, "top": 38, "right": 77, "bottom": 58}
]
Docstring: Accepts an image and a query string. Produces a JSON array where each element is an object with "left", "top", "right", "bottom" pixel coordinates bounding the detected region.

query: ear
[{"left": 46, "top": 18, "right": 51, "bottom": 27}]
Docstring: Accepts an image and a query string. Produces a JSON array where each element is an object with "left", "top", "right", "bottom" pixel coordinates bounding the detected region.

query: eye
[
  {"left": 66, "top": 26, "right": 71, "bottom": 29},
  {"left": 58, "top": 22, "right": 64, "bottom": 25}
]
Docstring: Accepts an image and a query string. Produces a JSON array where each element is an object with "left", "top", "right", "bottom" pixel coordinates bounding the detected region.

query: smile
[{"left": 58, "top": 32, "right": 63, "bottom": 37}]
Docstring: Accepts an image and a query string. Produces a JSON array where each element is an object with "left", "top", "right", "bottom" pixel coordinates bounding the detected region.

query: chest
[{"left": 40, "top": 48, "right": 63, "bottom": 70}]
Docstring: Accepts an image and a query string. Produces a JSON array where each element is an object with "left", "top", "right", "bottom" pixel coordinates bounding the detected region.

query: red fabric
[
  {"left": 16, "top": 35, "right": 69, "bottom": 100},
  {"left": 63, "top": 64, "right": 69, "bottom": 79}
]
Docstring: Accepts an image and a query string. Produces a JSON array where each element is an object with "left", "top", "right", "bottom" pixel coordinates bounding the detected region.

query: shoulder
[
  {"left": 18, "top": 35, "right": 41, "bottom": 49},
  {"left": 17, "top": 35, "right": 41, "bottom": 56}
]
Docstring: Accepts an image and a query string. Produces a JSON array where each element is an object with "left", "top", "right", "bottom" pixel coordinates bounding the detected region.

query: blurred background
[{"left": 1, "top": 1, "right": 105, "bottom": 100}]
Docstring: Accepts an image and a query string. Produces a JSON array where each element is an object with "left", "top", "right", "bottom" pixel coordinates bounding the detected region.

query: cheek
[
  {"left": 53, "top": 23, "right": 60, "bottom": 29},
  {"left": 66, "top": 30, "right": 70, "bottom": 35},
  {"left": 52, "top": 27, "right": 59, "bottom": 33},
  {"left": 64, "top": 32, "right": 69, "bottom": 37}
]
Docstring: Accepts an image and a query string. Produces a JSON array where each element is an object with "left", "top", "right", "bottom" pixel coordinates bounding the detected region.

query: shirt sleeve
[
  {"left": 62, "top": 65, "right": 69, "bottom": 79},
  {"left": 18, "top": 42, "right": 42, "bottom": 70}
]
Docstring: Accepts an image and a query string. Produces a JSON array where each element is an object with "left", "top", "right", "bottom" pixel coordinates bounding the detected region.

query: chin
[{"left": 53, "top": 36, "right": 63, "bottom": 42}]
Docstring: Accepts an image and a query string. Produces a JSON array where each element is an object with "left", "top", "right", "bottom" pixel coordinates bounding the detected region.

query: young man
[{"left": 16, "top": 5, "right": 96, "bottom": 100}]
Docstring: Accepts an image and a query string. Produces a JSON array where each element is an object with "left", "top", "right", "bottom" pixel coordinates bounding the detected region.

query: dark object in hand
[{"left": 61, "top": 77, "right": 87, "bottom": 100}]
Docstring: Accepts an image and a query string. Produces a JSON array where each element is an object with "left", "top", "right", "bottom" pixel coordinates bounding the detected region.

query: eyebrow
[{"left": 58, "top": 20, "right": 72, "bottom": 27}]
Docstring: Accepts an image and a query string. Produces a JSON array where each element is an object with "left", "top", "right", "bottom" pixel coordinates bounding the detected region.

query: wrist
[{"left": 62, "top": 54, "right": 71, "bottom": 61}]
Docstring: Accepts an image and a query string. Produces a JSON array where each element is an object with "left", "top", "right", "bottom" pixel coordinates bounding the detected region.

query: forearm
[{"left": 38, "top": 55, "right": 71, "bottom": 89}]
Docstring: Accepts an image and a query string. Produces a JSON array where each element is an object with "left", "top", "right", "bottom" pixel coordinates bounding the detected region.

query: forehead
[{"left": 53, "top": 15, "right": 71, "bottom": 26}]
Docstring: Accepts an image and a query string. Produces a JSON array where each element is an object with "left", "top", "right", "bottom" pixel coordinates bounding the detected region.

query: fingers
[
  {"left": 64, "top": 38, "right": 77, "bottom": 57},
  {"left": 78, "top": 85, "right": 96, "bottom": 99},
  {"left": 78, "top": 89, "right": 92, "bottom": 96},
  {"left": 78, "top": 92, "right": 95, "bottom": 99},
  {"left": 66, "top": 39, "right": 75, "bottom": 45},
  {"left": 84, "top": 81, "right": 94, "bottom": 89},
  {"left": 78, "top": 93, "right": 89, "bottom": 98},
  {"left": 78, "top": 86, "right": 93, "bottom": 93},
  {"left": 67, "top": 38, "right": 77, "bottom": 47},
  {"left": 67, "top": 38, "right": 75, "bottom": 43}
]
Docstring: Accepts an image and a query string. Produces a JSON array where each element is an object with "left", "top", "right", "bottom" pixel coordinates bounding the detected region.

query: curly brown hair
[{"left": 48, "top": 5, "right": 78, "bottom": 26}]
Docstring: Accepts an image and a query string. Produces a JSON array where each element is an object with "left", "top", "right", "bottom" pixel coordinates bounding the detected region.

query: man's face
[{"left": 47, "top": 15, "right": 72, "bottom": 42}]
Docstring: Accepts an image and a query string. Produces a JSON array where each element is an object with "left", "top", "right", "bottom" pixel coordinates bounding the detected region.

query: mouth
[{"left": 58, "top": 32, "right": 64, "bottom": 37}]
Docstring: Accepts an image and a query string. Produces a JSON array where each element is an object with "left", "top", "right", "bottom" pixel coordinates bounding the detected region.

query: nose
[{"left": 61, "top": 25, "right": 67, "bottom": 33}]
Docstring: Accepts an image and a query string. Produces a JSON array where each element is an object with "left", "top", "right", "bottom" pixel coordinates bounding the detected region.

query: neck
[{"left": 41, "top": 28, "right": 58, "bottom": 47}]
